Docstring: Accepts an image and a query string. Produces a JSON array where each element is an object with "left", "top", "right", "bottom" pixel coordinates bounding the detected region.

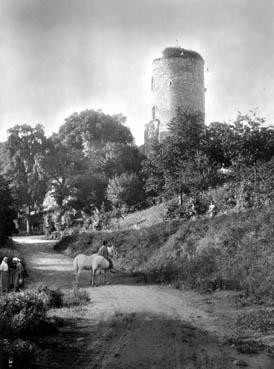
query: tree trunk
[
  {"left": 26, "top": 207, "right": 31, "bottom": 235},
  {"left": 26, "top": 216, "right": 31, "bottom": 235}
]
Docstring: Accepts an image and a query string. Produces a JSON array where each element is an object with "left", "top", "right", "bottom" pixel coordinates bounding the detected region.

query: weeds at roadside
[
  {"left": 227, "top": 336, "right": 266, "bottom": 354},
  {"left": 63, "top": 284, "right": 90, "bottom": 307},
  {"left": 236, "top": 309, "right": 274, "bottom": 332},
  {"left": 233, "top": 292, "right": 274, "bottom": 308},
  {"left": 63, "top": 289, "right": 90, "bottom": 307}
]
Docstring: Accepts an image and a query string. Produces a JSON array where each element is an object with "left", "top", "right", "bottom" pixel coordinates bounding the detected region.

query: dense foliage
[
  {"left": 6, "top": 124, "right": 48, "bottom": 210},
  {"left": 38, "top": 139, "right": 89, "bottom": 208},
  {"left": 0, "top": 109, "right": 144, "bottom": 234},
  {"left": 1, "top": 106, "right": 274, "bottom": 236},
  {"left": 50, "top": 110, "right": 145, "bottom": 220},
  {"left": 58, "top": 109, "right": 133, "bottom": 150},
  {"left": 0, "top": 287, "right": 63, "bottom": 336},
  {"left": 143, "top": 109, "right": 274, "bottom": 217},
  {"left": 142, "top": 107, "right": 223, "bottom": 202},
  {"left": 107, "top": 172, "right": 145, "bottom": 209},
  {"left": 206, "top": 112, "right": 274, "bottom": 166}
]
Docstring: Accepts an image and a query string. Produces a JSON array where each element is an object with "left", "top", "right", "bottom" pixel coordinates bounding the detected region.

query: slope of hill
[
  {"left": 55, "top": 205, "right": 274, "bottom": 302},
  {"left": 118, "top": 202, "right": 167, "bottom": 229}
]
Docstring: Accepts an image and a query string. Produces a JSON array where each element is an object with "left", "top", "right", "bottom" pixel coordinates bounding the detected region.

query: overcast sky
[{"left": 0, "top": 0, "right": 273, "bottom": 144}]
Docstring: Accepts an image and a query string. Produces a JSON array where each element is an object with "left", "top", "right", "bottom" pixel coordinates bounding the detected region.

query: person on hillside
[
  {"left": 188, "top": 201, "right": 197, "bottom": 220},
  {"left": 208, "top": 201, "right": 216, "bottom": 217},
  {"left": 0, "top": 256, "right": 9, "bottom": 293},
  {"left": 13, "top": 257, "right": 24, "bottom": 291},
  {"left": 97, "top": 240, "right": 114, "bottom": 271}
]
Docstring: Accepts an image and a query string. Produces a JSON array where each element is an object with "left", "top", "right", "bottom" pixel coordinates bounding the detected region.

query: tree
[
  {"left": 141, "top": 142, "right": 166, "bottom": 199},
  {"left": 107, "top": 173, "right": 145, "bottom": 209},
  {"left": 163, "top": 151, "right": 220, "bottom": 203},
  {"left": 38, "top": 137, "right": 109, "bottom": 212},
  {"left": 0, "top": 142, "right": 10, "bottom": 175},
  {"left": 6, "top": 124, "right": 48, "bottom": 233},
  {"left": 167, "top": 106, "right": 205, "bottom": 151},
  {"left": 38, "top": 140, "right": 88, "bottom": 208},
  {"left": 67, "top": 173, "right": 108, "bottom": 211},
  {"left": 48, "top": 109, "right": 141, "bottom": 212},
  {"left": 206, "top": 112, "right": 274, "bottom": 167},
  {"left": 90, "top": 143, "right": 145, "bottom": 178},
  {"left": 58, "top": 109, "right": 133, "bottom": 151},
  {"left": 0, "top": 175, "right": 16, "bottom": 244},
  {"left": 142, "top": 107, "right": 218, "bottom": 201}
]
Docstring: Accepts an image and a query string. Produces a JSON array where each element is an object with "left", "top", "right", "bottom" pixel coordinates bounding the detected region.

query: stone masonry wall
[{"left": 151, "top": 55, "right": 205, "bottom": 139}]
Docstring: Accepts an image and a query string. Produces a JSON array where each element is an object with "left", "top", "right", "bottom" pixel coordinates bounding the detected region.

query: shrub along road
[{"left": 14, "top": 235, "right": 274, "bottom": 369}]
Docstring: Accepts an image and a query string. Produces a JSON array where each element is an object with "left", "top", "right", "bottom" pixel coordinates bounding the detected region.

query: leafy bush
[
  {"left": 0, "top": 292, "right": 47, "bottom": 335},
  {"left": 0, "top": 287, "right": 64, "bottom": 336},
  {"left": 164, "top": 159, "right": 274, "bottom": 222},
  {"left": 164, "top": 194, "right": 209, "bottom": 221},
  {"left": 165, "top": 199, "right": 189, "bottom": 220},
  {"left": 37, "top": 285, "right": 64, "bottom": 308}
]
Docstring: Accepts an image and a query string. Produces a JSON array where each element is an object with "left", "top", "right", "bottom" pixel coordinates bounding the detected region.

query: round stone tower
[{"left": 146, "top": 47, "right": 205, "bottom": 145}]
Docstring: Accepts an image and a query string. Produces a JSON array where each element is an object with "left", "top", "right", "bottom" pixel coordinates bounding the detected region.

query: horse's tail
[{"left": 73, "top": 256, "right": 79, "bottom": 275}]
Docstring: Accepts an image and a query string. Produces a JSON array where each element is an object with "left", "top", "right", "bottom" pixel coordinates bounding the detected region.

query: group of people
[{"left": 0, "top": 256, "right": 24, "bottom": 293}]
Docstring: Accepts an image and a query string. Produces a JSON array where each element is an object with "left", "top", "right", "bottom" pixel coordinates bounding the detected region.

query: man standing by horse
[{"left": 97, "top": 240, "right": 115, "bottom": 272}]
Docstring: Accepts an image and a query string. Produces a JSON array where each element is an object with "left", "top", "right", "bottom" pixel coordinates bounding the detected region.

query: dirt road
[
  {"left": 14, "top": 236, "right": 224, "bottom": 333},
  {"left": 14, "top": 236, "right": 274, "bottom": 369}
]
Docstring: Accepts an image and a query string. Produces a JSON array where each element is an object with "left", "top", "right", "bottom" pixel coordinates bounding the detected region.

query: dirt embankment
[{"left": 14, "top": 236, "right": 274, "bottom": 369}]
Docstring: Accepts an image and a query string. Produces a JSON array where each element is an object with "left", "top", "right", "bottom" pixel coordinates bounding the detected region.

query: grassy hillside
[
  {"left": 55, "top": 219, "right": 182, "bottom": 263},
  {"left": 55, "top": 206, "right": 274, "bottom": 301},
  {"left": 117, "top": 203, "right": 166, "bottom": 229}
]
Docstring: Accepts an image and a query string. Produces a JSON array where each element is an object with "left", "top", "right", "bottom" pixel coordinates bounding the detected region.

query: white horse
[{"left": 73, "top": 246, "right": 116, "bottom": 287}]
